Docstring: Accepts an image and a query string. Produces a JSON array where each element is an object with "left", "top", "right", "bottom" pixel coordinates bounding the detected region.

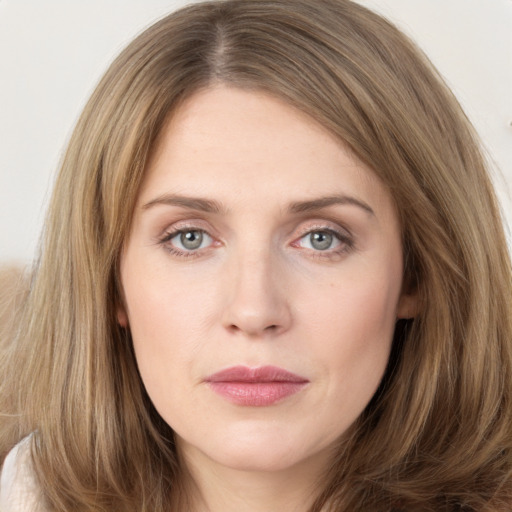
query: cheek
[
  {"left": 298, "top": 265, "right": 402, "bottom": 392},
  {"left": 322, "top": 290, "right": 396, "bottom": 428},
  {"left": 302, "top": 264, "right": 401, "bottom": 341},
  {"left": 123, "top": 256, "right": 209, "bottom": 340},
  {"left": 122, "top": 266, "right": 215, "bottom": 394}
]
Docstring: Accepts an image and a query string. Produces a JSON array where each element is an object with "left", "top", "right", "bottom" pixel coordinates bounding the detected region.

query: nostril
[{"left": 226, "top": 322, "right": 280, "bottom": 336}]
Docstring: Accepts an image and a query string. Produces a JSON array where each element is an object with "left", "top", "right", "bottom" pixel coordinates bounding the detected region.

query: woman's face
[{"left": 119, "top": 86, "right": 415, "bottom": 476}]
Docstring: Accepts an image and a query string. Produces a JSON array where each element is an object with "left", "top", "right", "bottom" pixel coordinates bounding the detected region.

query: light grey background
[{"left": 1, "top": 0, "right": 511, "bottom": 264}]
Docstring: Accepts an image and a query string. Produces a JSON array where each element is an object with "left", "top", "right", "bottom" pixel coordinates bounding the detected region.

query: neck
[{"left": 176, "top": 441, "right": 331, "bottom": 512}]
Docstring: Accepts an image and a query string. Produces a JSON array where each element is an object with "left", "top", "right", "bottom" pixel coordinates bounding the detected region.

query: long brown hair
[{"left": 2, "top": 1, "right": 511, "bottom": 510}]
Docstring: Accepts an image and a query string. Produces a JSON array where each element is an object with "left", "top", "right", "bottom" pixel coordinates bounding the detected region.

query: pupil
[
  {"left": 181, "top": 231, "right": 203, "bottom": 250},
  {"left": 311, "top": 232, "right": 332, "bottom": 250}
]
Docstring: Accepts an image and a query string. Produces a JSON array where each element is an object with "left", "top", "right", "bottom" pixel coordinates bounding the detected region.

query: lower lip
[{"left": 208, "top": 381, "right": 307, "bottom": 406}]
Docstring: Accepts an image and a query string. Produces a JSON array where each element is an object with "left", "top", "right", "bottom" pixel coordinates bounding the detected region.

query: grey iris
[
  {"left": 181, "top": 230, "right": 203, "bottom": 250},
  {"left": 311, "top": 231, "right": 332, "bottom": 250}
]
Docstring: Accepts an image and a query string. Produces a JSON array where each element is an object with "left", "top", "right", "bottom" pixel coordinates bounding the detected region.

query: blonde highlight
[{"left": 1, "top": 1, "right": 511, "bottom": 510}]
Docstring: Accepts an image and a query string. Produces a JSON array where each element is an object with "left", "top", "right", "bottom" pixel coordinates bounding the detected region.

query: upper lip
[{"left": 205, "top": 365, "right": 309, "bottom": 383}]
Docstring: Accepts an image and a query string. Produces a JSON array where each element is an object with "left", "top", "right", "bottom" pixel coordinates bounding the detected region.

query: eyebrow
[
  {"left": 289, "top": 195, "right": 375, "bottom": 216},
  {"left": 142, "top": 194, "right": 224, "bottom": 213},
  {"left": 142, "top": 193, "right": 374, "bottom": 216}
]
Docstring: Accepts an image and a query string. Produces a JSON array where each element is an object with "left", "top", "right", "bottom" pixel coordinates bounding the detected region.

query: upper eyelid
[
  {"left": 294, "top": 228, "right": 352, "bottom": 246},
  {"left": 293, "top": 221, "right": 352, "bottom": 238},
  {"left": 158, "top": 219, "right": 215, "bottom": 237},
  {"left": 160, "top": 226, "right": 212, "bottom": 243},
  {"left": 156, "top": 218, "right": 353, "bottom": 241}
]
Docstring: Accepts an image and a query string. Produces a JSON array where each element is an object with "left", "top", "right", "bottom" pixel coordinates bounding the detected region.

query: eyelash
[
  {"left": 291, "top": 226, "right": 354, "bottom": 259},
  {"left": 158, "top": 224, "right": 355, "bottom": 259},
  {"left": 158, "top": 226, "right": 214, "bottom": 258}
]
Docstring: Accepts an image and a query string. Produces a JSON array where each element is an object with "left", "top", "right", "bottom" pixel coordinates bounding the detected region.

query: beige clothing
[{"left": 0, "top": 437, "right": 45, "bottom": 511}]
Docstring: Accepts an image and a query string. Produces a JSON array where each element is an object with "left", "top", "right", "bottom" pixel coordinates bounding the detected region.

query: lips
[{"left": 205, "top": 365, "right": 309, "bottom": 406}]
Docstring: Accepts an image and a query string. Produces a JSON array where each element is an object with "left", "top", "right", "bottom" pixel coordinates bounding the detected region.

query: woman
[{"left": 1, "top": 0, "right": 511, "bottom": 510}]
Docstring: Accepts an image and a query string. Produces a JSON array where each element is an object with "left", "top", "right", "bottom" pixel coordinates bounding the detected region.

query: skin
[{"left": 118, "top": 86, "right": 416, "bottom": 512}]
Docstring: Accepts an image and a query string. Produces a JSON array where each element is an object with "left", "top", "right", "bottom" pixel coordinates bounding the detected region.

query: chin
[
  {"left": 209, "top": 444, "right": 305, "bottom": 473},
  {"left": 178, "top": 420, "right": 332, "bottom": 474}
]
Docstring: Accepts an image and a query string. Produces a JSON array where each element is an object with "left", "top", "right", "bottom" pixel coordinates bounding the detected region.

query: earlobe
[
  {"left": 117, "top": 304, "right": 129, "bottom": 328},
  {"left": 397, "top": 292, "right": 419, "bottom": 320}
]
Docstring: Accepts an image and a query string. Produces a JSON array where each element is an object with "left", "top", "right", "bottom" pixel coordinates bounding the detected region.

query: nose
[{"left": 221, "top": 248, "right": 292, "bottom": 338}]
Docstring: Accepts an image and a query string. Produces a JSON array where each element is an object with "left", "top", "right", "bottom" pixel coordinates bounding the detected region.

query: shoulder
[{"left": 0, "top": 436, "right": 47, "bottom": 512}]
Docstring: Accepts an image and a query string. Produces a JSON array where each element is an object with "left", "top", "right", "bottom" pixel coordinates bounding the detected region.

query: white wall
[{"left": 1, "top": 0, "right": 511, "bottom": 264}]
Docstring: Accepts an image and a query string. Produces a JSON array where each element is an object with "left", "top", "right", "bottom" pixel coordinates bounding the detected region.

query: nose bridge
[{"left": 222, "top": 242, "right": 291, "bottom": 337}]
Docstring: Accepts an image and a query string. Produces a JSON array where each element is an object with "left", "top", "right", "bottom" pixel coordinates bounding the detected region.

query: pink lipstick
[{"left": 205, "top": 365, "right": 309, "bottom": 406}]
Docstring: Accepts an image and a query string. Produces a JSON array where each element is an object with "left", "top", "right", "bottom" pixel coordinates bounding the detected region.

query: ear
[
  {"left": 396, "top": 292, "right": 419, "bottom": 320},
  {"left": 117, "top": 303, "right": 129, "bottom": 328}
]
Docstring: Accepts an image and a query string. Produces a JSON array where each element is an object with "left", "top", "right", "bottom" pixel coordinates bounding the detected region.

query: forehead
[{"left": 139, "top": 86, "right": 394, "bottom": 217}]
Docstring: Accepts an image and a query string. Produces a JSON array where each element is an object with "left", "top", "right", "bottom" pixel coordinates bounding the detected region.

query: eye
[
  {"left": 298, "top": 230, "right": 341, "bottom": 251},
  {"left": 164, "top": 229, "right": 213, "bottom": 252}
]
